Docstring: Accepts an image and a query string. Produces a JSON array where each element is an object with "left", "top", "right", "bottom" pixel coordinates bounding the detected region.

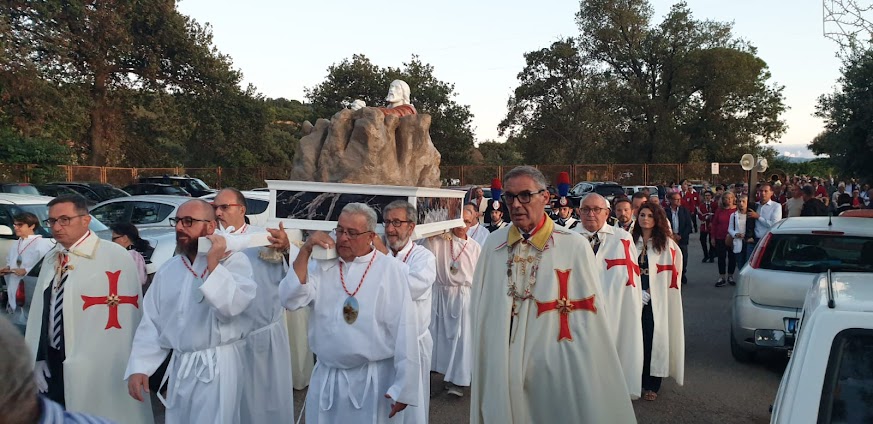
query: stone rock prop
[{"left": 289, "top": 107, "right": 442, "bottom": 188}]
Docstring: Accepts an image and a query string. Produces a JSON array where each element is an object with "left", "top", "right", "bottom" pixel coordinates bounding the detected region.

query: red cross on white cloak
[
  {"left": 536, "top": 269, "right": 597, "bottom": 342},
  {"left": 81, "top": 270, "right": 140, "bottom": 329},
  {"left": 656, "top": 248, "right": 680, "bottom": 289},
  {"left": 605, "top": 239, "right": 641, "bottom": 287}
]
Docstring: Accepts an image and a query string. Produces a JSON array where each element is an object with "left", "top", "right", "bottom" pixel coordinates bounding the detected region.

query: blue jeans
[{"left": 736, "top": 242, "right": 754, "bottom": 268}]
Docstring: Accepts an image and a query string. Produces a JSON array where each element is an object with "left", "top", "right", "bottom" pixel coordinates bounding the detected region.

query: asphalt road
[{"left": 147, "top": 232, "right": 785, "bottom": 423}]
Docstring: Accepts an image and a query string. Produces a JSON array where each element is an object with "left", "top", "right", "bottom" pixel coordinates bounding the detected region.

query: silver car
[
  {"left": 730, "top": 216, "right": 873, "bottom": 362},
  {"left": 89, "top": 195, "right": 190, "bottom": 229}
]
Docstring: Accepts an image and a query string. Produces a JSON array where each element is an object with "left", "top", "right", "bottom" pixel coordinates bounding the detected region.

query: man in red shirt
[
  {"left": 812, "top": 178, "right": 829, "bottom": 206},
  {"left": 680, "top": 180, "right": 700, "bottom": 233}
]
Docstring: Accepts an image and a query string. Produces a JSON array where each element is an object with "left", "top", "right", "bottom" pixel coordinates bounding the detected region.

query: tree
[
  {"left": 3, "top": 1, "right": 241, "bottom": 165},
  {"left": 811, "top": 46, "right": 873, "bottom": 181},
  {"left": 305, "top": 55, "right": 476, "bottom": 165},
  {"left": 476, "top": 140, "right": 524, "bottom": 165}
]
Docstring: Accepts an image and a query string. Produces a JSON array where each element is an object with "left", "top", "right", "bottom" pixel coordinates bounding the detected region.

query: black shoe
[
  {"left": 715, "top": 278, "right": 726, "bottom": 287},
  {"left": 728, "top": 276, "right": 736, "bottom": 286},
  {"left": 708, "top": 258, "right": 715, "bottom": 263},
  {"left": 701, "top": 257, "right": 708, "bottom": 263}
]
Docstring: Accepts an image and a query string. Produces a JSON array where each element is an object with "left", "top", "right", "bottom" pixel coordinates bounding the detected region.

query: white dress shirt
[{"left": 755, "top": 200, "right": 782, "bottom": 239}]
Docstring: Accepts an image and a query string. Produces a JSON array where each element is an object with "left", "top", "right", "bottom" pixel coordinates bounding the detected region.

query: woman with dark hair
[
  {"left": 631, "top": 202, "right": 685, "bottom": 402},
  {"left": 1, "top": 212, "right": 53, "bottom": 314},
  {"left": 109, "top": 223, "right": 151, "bottom": 285}
]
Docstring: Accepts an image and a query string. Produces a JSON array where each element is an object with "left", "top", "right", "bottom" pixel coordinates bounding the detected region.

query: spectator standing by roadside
[
  {"left": 680, "top": 180, "right": 699, "bottom": 233},
  {"left": 711, "top": 192, "right": 737, "bottom": 287},
  {"left": 784, "top": 185, "right": 805, "bottom": 218},
  {"left": 109, "top": 223, "right": 151, "bottom": 286},
  {"left": 697, "top": 191, "right": 716, "bottom": 263},
  {"left": 851, "top": 189, "right": 862, "bottom": 209},
  {"left": 729, "top": 195, "right": 756, "bottom": 269},
  {"left": 747, "top": 183, "right": 782, "bottom": 250},
  {"left": 800, "top": 186, "right": 829, "bottom": 216}
]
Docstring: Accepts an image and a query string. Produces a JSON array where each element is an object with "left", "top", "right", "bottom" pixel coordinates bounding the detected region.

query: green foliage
[
  {"left": 0, "top": 128, "right": 69, "bottom": 182},
  {"left": 501, "top": 0, "right": 787, "bottom": 164},
  {"left": 305, "top": 55, "right": 476, "bottom": 165},
  {"left": 811, "top": 47, "right": 873, "bottom": 181},
  {"left": 476, "top": 140, "right": 524, "bottom": 165}
]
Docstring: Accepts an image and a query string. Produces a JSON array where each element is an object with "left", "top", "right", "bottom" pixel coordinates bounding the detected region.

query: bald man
[{"left": 125, "top": 199, "right": 258, "bottom": 423}]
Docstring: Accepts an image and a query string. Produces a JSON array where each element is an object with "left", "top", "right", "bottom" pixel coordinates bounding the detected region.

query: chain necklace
[
  {"left": 15, "top": 236, "right": 40, "bottom": 267},
  {"left": 339, "top": 251, "right": 377, "bottom": 324},
  {"left": 450, "top": 236, "right": 470, "bottom": 275},
  {"left": 506, "top": 241, "right": 546, "bottom": 317}
]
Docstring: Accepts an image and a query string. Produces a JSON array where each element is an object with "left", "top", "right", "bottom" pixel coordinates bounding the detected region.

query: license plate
[{"left": 784, "top": 318, "right": 798, "bottom": 333}]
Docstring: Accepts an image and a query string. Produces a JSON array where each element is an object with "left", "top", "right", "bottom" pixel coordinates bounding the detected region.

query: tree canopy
[
  {"left": 500, "top": 0, "right": 787, "bottom": 164},
  {"left": 305, "top": 55, "right": 476, "bottom": 165}
]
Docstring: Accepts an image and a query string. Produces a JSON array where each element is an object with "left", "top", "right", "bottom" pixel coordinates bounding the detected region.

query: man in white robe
[
  {"left": 470, "top": 166, "right": 636, "bottom": 423},
  {"left": 464, "top": 203, "right": 489, "bottom": 247},
  {"left": 374, "top": 200, "right": 437, "bottom": 423},
  {"left": 423, "top": 218, "right": 481, "bottom": 398},
  {"left": 213, "top": 187, "right": 305, "bottom": 422},
  {"left": 126, "top": 199, "right": 257, "bottom": 423},
  {"left": 3, "top": 212, "right": 53, "bottom": 315},
  {"left": 280, "top": 203, "right": 420, "bottom": 423},
  {"left": 576, "top": 194, "right": 644, "bottom": 399},
  {"left": 25, "top": 195, "right": 153, "bottom": 424}
]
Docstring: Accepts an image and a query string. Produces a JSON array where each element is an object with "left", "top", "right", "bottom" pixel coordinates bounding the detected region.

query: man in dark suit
[{"left": 665, "top": 191, "right": 693, "bottom": 285}]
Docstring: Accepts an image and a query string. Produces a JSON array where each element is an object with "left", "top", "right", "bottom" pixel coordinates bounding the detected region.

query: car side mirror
[{"left": 0, "top": 225, "right": 13, "bottom": 237}]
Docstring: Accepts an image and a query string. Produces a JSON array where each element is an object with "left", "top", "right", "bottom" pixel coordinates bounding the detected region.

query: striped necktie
[
  {"left": 50, "top": 252, "right": 69, "bottom": 349},
  {"left": 588, "top": 233, "right": 601, "bottom": 254}
]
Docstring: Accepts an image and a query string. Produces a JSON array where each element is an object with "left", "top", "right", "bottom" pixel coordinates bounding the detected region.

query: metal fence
[{"left": 1, "top": 163, "right": 765, "bottom": 189}]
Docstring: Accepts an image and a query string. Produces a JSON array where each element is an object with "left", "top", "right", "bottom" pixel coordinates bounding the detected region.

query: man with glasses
[
  {"left": 2, "top": 212, "right": 53, "bottom": 315},
  {"left": 210, "top": 187, "right": 304, "bottom": 422},
  {"left": 470, "top": 166, "right": 636, "bottom": 423},
  {"left": 24, "top": 195, "right": 153, "bottom": 423},
  {"left": 280, "top": 203, "right": 421, "bottom": 423},
  {"left": 373, "top": 200, "right": 436, "bottom": 422},
  {"left": 125, "top": 199, "right": 257, "bottom": 423},
  {"left": 665, "top": 192, "right": 692, "bottom": 286},
  {"left": 576, "top": 193, "right": 644, "bottom": 399}
]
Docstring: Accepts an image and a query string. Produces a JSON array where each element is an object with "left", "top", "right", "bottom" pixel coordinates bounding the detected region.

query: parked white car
[
  {"left": 89, "top": 195, "right": 190, "bottom": 229},
  {"left": 731, "top": 216, "right": 873, "bottom": 362},
  {"left": 769, "top": 271, "right": 873, "bottom": 423}
]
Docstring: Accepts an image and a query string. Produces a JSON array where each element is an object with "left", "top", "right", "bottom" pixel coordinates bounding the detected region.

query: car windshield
[
  {"left": 94, "top": 186, "right": 129, "bottom": 200},
  {"left": 189, "top": 179, "right": 210, "bottom": 191},
  {"left": 4, "top": 184, "right": 40, "bottom": 195},
  {"left": 759, "top": 234, "right": 873, "bottom": 273}
]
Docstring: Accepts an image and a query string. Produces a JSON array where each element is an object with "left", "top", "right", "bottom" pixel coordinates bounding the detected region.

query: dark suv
[
  {"left": 47, "top": 182, "right": 130, "bottom": 205},
  {"left": 138, "top": 176, "right": 215, "bottom": 198}
]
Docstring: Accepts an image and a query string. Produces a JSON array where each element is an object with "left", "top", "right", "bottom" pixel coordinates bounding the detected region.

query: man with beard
[
  {"left": 614, "top": 198, "right": 635, "bottom": 233},
  {"left": 374, "top": 200, "right": 437, "bottom": 423},
  {"left": 280, "top": 203, "right": 420, "bottom": 423},
  {"left": 211, "top": 187, "right": 307, "bottom": 422},
  {"left": 465, "top": 203, "right": 489, "bottom": 248},
  {"left": 575, "top": 194, "right": 644, "bottom": 399},
  {"left": 126, "top": 199, "right": 258, "bottom": 423}
]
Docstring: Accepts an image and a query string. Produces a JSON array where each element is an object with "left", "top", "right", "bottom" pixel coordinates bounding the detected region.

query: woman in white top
[
  {"left": 728, "top": 195, "right": 756, "bottom": 270},
  {"left": 109, "top": 223, "right": 151, "bottom": 286},
  {"left": 1, "top": 212, "right": 54, "bottom": 313}
]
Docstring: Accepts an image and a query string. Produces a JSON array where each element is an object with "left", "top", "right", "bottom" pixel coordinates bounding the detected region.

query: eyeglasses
[
  {"left": 213, "top": 203, "right": 244, "bottom": 211},
  {"left": 169, "top": 217, "right": 212, "bottom": 228},
  {"left": 333, "top": 227, "right": 372, "bottom": 240},
  {"left": 502, "top": 189, "right": 546, "bottom": 205},
  {"left": 43, "top": 214, "right": 87, "bottom": 227},
  {"left": 579, "top": 207, "right": 608, "bottom": 215},
  {"left": 384, "top": 219, "right": 412, "bottom": 228}
]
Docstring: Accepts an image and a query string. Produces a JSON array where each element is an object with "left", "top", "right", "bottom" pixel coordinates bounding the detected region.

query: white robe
[
  {"left": 578, "top": 225, "right": 644, "bottom": 399},
  {"left": 280, "top": 249, "right": 421, "bottom": 424},
  {"left": 5, "top": 234, "right": 53, "bottom": 312},
  {"left": 25, "top": 232, "right": 153, "bottom": 424},
  {"left": 124, "top": 252, "right": 257, "bottom": 424},
  {"left": 388, "top": 239, "right": 437, "bottom": 424},
  {"left": 231, "top": 224, "right": 299, "bottom": 423},
  {"left": 637, "top": 237, "right": 685, "bottom": 385},
  {"left": 423, "top": 234, "right": 480, "bottom": 386},
  {"left": 466, "top": 224, "right": 489, "bottom": 250},
  {"left": 470, "top": 216, "right": 637, "bottom": 423}
]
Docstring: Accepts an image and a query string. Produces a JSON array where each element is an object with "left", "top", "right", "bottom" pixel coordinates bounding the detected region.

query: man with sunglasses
[
  {"left": 469, "top": 166, "right": 636, "bottom": 423},
  {"left": 280, "top": 202, "right": 421, "bottom": 423},
  {"left": 374, "top": 200, "right": 437, "bottom": 423},
  {"left": 24, "top": 195, "right": 153, "bottom": 424},
  {"left": 125, "top": 199, "right": 258, "bottom": 423},
  {"left": 210, "top": 187, "right": 305, "bottom": 422}
]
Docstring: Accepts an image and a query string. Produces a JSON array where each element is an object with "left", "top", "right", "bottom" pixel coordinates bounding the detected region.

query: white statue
[{"left": 350, "top": 80, "right": 417, "bottom": 116}]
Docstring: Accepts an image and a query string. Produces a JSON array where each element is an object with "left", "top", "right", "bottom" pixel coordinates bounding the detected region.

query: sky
[{"left": 176, "top": 0, "right": 847, "bottom": 159}]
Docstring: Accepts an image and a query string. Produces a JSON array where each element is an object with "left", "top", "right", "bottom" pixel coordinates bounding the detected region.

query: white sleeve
[
  {"left": 384, "top": 269, "right": 421, "bottom": 406},
  {"left": 125, "top": 275, "right": 171, "bottom": 378},
  {"left": 200, "top": 252, "right": 257, "bottom": 319},
  {"left": 279, "top": 259, "right": 318, "bottom": 310},
  {"left": 728, "top": 213, "right": 738, "bottom": 237}
]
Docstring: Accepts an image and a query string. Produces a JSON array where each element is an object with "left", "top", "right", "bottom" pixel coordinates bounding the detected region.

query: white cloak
[
  {"left": 124, "top": 251, "right": 257, "bottom": 424},
  {"left": 423, "top": 234, "right": 481, "bottom": 386},
  {"left": 388, "top": 239, "right": 437, "bottom": 424},
  {"left": 232, "top": 224, "right": 298, "bottom": 423},
  {"left": 25, "top": 233, "right": 153, "bottom": 424},
  {"left": 470, "top": 217, "right": 637, "bottom": 424},
  {"left": 578, "top": 225, "right": 644, "bottom": 399},
  {"left": 280, "top": 249, "right": 421, "bottom": 424},
  {"left": 466, "top": 224, "right": 489, "bottom": 250},
  {"left": 637, "top": 237, "right": 685, "bottom": 384},
  {"left": 5, "top": 234, "right": 53, "bottom": 311}
]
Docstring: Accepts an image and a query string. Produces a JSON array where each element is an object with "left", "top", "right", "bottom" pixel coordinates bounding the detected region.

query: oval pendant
[
  {"left": 16, "top": 256, "right": 22, "bottom": 267},
  {"left": 450, "top": 262, "right": 459, "bottom": 275},
  {"left": 342, "top": 296, "right": 359, "bottom": 324}
]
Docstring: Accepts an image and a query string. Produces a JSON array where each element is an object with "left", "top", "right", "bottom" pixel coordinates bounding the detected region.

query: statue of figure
[{"left": 350, "top": 79, "right": 417, "bottom": 117}]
